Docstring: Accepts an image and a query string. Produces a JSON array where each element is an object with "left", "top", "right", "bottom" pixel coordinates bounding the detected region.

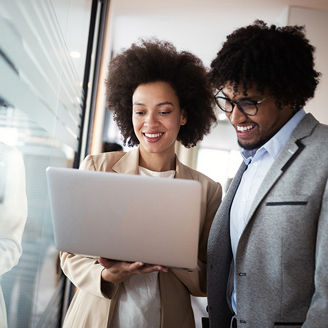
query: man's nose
[{"left": 227, "top": 104, "right": 247, "bottom": 125}]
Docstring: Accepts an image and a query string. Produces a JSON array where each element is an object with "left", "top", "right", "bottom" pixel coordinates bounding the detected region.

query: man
[{"left": 207, "top": 20, "right": 328, "bottom": 327}]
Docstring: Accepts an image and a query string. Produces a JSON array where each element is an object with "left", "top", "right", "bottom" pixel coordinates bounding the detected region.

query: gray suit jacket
[{"left": 207, "top": 113, "right": 328, "bottom": 328}]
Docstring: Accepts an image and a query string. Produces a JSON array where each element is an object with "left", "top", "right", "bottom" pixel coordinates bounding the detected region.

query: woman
[{"left": 60, "top": 40, "right": 222, "bottom": 328}]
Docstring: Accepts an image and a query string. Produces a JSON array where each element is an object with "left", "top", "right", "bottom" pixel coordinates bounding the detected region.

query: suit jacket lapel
[
  {"left": 222, "top": 162, "right": 248, "bottom": 218},
  {"left": 210, "top": 161, "right": 248, "bottom": 249},
  {"left": 245, "top": 113, "right": 318, "bottom": 224}
]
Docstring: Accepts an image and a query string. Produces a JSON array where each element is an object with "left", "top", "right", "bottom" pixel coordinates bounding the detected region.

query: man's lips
[
  {"left": 235, "top": 124, "right": 257, "bottom": 138},
  {"left": 235, "top": 124, "right": 256, "bottom": 132}
]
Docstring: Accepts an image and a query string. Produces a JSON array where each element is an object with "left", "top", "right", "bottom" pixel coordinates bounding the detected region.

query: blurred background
[{"left": 0, "top": 0, "right": 327, "bottom": 327}]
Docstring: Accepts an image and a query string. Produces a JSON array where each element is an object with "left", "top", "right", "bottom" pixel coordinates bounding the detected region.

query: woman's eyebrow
[
  {"left": 133, "top": 101, "right": 174, "bottom": 107},
  {"left": 156, "top": 101, "right": 173, "bottom": 107}
]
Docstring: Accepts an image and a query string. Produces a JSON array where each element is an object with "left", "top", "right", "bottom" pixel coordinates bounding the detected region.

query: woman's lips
[{"left": 143, "top": 132, "right": 164, "bottom": 142}]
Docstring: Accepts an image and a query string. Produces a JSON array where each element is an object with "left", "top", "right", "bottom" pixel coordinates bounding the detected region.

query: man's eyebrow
[
  {"left": 133, "top": 102, "right": 145, "bottom": 106},
  {"left": 222, "top": 90, "right": 258, "bottom": 100},
  {"left": 221, "top": 90, "right": 230, "bottom": 98}
]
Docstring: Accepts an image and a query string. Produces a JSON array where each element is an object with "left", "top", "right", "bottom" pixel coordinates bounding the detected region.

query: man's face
[{"left": 222, "top": 83, "right": 295, "bottom": 150}]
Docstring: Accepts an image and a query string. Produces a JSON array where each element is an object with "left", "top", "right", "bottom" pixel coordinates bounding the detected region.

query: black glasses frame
[{"left": 214, "top": 91, "right": 267, "bottom": 117}]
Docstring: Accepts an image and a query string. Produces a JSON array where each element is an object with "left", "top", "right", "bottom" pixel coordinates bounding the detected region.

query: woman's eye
[{"left": 134, "top": 111, "right": 145, "bottom": 115}]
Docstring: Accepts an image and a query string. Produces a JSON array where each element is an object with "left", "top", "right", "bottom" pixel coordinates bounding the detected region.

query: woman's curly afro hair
[
  {"left": 106, "top": 39, "right": 216, "bottom": 147},
  {"left": 209, "top": 20, "right": 320, "bottom": 111}
]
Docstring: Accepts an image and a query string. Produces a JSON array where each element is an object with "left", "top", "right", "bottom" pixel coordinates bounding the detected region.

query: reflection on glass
[
  {"left": 0, "top": 104, "right": 69, "bottom": 327},
  {"left": 0, "top": 143, "right": 27, "bottom": 328}
]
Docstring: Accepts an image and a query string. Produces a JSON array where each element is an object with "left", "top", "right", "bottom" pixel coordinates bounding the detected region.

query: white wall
[
  {"left": 289, "top": 6, "right": 328, "bottom": 124},
  {"left": 109, "top": 0, "right": 296, "bottom": 67}
]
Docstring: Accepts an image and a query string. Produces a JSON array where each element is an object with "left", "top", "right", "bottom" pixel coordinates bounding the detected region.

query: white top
[
  {"left": 112, "top": 166, "right": 175, "bottom": 328},
  {"left": 230, "top": 109, "right": 306, "bottom": 313}
]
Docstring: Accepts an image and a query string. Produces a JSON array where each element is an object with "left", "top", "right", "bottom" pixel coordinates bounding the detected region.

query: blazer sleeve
[
  {"left": 303, "top": 178, "right": 328, "bottom": 326},
  {"left": 173, "top": 178, "right": 222, "bottom": 296},
  {"left": 59, "top": 154, "right": 118, "bottom": 299}
]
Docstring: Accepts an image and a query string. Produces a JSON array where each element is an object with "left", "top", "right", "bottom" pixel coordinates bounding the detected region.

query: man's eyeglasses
[{"left": 214, "top": 90, "right": 267, "bottom": 116}]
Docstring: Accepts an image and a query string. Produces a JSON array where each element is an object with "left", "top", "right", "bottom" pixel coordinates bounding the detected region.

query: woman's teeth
[{"left": 144, "top": 133, "right": 163, "bottom": 138}]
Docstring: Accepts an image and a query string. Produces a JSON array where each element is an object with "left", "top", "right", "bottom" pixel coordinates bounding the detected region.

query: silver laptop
[{"left": 46, "top": 167, "right": 202, "bottom": 269}]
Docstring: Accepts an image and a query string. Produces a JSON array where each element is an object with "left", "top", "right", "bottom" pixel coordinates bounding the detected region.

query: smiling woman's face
[
  {"left": 222, "top": 83, "right": 295, "bottom": 150},
  {"left": 132, "top": 81, "right": 187, "bottom": 157}
]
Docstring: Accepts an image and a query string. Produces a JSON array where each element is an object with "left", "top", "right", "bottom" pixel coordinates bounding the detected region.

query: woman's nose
[{"left": 144, "top": 112, "right": 158, "bottom": 126}]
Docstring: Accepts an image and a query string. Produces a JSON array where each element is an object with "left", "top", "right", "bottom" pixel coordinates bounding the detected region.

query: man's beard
[{"left": 237, "top": 138, "right": 268, "bottom": 150}]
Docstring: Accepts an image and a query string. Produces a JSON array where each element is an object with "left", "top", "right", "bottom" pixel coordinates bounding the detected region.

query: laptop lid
[{"left": 46, "top": 167, "right": 202, "bottom": 269}]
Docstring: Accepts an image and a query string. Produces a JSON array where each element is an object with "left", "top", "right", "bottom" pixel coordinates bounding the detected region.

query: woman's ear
[{"left": 180, "top": 110, "right": 187, "bottom": 126}]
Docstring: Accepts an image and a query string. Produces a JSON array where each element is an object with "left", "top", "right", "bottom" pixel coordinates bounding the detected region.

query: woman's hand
[{"left": 99, "top": 257, "right": 168, "bottom": 284}]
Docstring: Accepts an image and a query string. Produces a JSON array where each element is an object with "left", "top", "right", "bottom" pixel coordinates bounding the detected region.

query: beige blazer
[{"left": 60, "top": 148, "right": 221, "bottom": 328}]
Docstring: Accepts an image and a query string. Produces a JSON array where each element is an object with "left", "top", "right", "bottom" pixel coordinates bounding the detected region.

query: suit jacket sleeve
[
  {"left": 304, "top": 178, "right": 328, "bottom": 326},
  {"left": 59, "top": 155, "right": 117, "bottom": 299}
]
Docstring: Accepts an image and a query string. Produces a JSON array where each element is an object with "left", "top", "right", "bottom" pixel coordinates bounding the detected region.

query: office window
[{"left": 0, "top": 0, "right": 92, "bottom": 327}]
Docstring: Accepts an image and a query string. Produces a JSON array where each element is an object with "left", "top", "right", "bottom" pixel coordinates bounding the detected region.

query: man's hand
[{"left": 99, "top": 257, "right": 168, "bottom": 284}]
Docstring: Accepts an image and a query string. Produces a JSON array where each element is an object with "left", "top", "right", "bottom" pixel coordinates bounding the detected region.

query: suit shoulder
[
  {"left": 314, "top": 121, "right": 328, "bottom": 137},
  {"left": 80, "top": 151, "right": 126, "bottom": 171},
  {"left": 304, "top": 122, "right": 328, "bottom": 153}
]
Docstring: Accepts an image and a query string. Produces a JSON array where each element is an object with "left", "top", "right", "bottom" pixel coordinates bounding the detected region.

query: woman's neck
[{"left": 139, "top": 148, "right": 176, "bottom": 172}]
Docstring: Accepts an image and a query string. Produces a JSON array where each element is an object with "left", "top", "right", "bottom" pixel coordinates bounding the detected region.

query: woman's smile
[{"left": 142, "top": 132, "right": 165, "bottom": 142}]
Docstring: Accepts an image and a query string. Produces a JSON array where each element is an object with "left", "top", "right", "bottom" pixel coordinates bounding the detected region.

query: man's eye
[
  {"left": 134, "top": 111, "right": 145, "bottom": 115},
  {"left": 239, "top": 100, "right": 255, "bottom": 108},
  {"left": 160, "top": 111, "right": 171, "bottom": 115}
]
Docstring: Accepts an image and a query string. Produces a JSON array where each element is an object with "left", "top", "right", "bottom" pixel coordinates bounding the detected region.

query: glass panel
[{"left": 0, "top": 0, "right": 92, "bottom": 327}]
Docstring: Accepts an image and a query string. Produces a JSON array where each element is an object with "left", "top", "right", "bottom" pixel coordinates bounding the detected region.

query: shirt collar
[{"left": 241, "top": 109, "right": 306, "bottom": 164}]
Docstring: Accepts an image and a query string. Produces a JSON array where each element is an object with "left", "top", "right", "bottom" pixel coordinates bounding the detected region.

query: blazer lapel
[
  {"left": 175, "top": 157, "right": 194, "bottom": 180},
  {"left": 112, "top": 147, "right": 140, "bottom": 174},
  {"left": 245, "top": 113, "right": 318, "bottom": 224},
  {"left": 111, "top": 147, "right": 193, "bottom": 179}
]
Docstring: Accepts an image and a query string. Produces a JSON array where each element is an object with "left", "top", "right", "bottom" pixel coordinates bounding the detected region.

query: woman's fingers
[
  {"left": 137, "top": 264, "right": 169, "bottom": 274},
  {"left": 99, "top": 257, "right": 116, "bottom": 268},
  {"left": 127, "top": 261, "right": 144, "bottom": 271},
  {"left": 100, "top": 259, "right": 169, "bottom": 283}
]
